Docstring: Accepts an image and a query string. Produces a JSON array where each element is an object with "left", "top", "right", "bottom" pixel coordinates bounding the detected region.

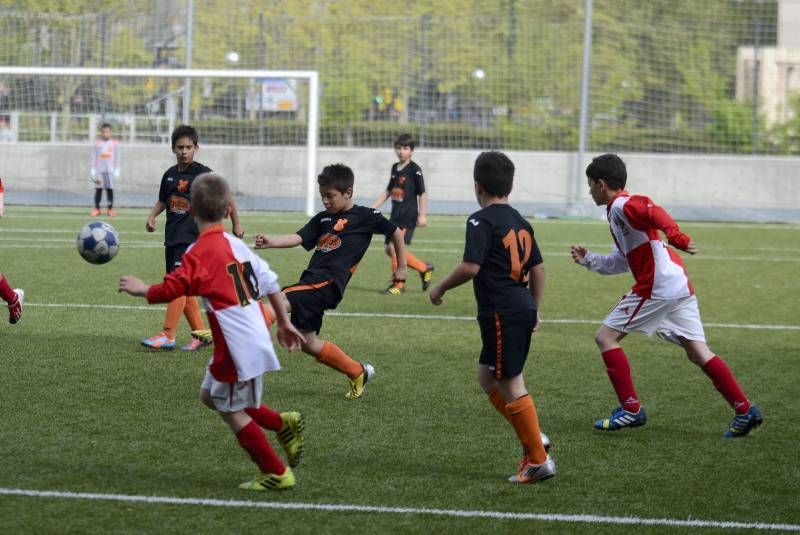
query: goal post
[{"left": 0, "top": 66, "right": 319, "bottom": 216}]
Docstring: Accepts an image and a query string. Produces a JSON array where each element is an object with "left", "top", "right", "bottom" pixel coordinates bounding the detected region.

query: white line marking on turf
[
  {"left": 25, "top": 303, "right": 800, "bottom": 331},
  {"left": 0, "top": 489, "right": 796, "bottom": 531}
]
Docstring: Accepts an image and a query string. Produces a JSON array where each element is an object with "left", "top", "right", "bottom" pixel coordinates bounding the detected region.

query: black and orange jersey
[
  {"left": 386, "top": 161, "right": 425, "bottom": 226},
  {"left": 296, "top": 205, "right": 397, "bottom": 294},
  {"left": 158, "top": 161, "right": 212, "bottom": 247},
  {"left": 462, "top": 203, "right": 542, "bottom": 316}
]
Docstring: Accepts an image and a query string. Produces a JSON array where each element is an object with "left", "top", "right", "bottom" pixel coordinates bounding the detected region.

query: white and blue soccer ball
[{"left": 77, "top": 221, "right": 119, "bottom": 264}]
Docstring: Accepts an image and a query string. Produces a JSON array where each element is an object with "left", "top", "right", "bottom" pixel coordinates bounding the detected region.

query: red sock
[
  {"left": 235, "top": 420, "right": 285, "bottom": 475},
  {"left": 601, "top": 348, "right": 641, "bottom": 413},
  {"left": 244, "top": 405, "right": 282, "bottom": 431},
  {"left": 702, "top": 356, "right": 751, "bottom": 414},
  {"left": 0, "top": 274, "right": 16, "bottom": 304}
]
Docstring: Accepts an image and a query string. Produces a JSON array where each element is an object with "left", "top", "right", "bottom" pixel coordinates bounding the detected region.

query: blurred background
[{"left": 1, "top": 0, "right": 798, "bottom": 221}]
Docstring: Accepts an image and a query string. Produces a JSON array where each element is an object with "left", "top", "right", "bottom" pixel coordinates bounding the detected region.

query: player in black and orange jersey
[
  {"left": 430, "top": 151, "right": 555, "bottom": 484},
  {"left": 142, "top": 124, "right": 244, "bottom": 351},
  {"left": 255, "top": 163, "right": 407, "bottom": 399},
  {"left": 372, "top": 133, "right": 433, "bottom": 295}
]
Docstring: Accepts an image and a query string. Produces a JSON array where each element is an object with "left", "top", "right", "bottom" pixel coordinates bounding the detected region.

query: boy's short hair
[
  {"left": 586, "top": 153, "right": 627, "bottom": 190},
  {"left": 473, "top": 151, "right": 514, "bottom": 197},
  {"left": 317, "top": 163, "right": 354, "bottom": 193},
  {"left": 100, "top": 122, "right": 112, "bottom": 130},
  {"left": 191, "top": 173, "right": 231, "bottom": 222},
  {"left": 394, "top": 133, "right": 415, "bottom": 149},
  {"left": 171, "top": 124, "right": 199, "bottom": 148}
]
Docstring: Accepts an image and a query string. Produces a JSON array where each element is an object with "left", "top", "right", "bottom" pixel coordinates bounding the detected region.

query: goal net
[{"left": 0, "top": 66, "right": 319, "bottom": 215}]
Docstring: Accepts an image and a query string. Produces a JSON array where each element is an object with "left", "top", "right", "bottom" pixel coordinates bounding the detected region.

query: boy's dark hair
[
  {"left": 317, "top": 163, "right": 354, "bottom": 193},
  {"left": 473, "top": 151, "right": 514, "bottom": 197},
  {"left": 171, "top": 124, "right": 199, "bottom": 148},
  {"left": 100, "top": 122, "right": 112, "bottom": 130},
  {"left": 191, "top": 173, "right": 230, "bottom": 222},
  {"left": 394, "top": 133, "right": 415, "bottom": 150},
  {"left": 586, "top": 153, "right": 627, "bottom": 190}
]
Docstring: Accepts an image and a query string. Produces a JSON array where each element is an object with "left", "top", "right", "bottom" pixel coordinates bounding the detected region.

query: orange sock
[
  {"left": 183, "top": 296, "right": 205, "bottom": 331},
  {"left": 163, "top": 296, "right": 186, "bottom": 340},
  {"left": 488, "top": 389, "right": 513, "bottom": 425},
  {"left": 506, "top": 394, "right": 547, "bottom": 464},
  {"left": 316, "top": 341, "right": 363, "bottom": 380},
  {"left": 260, "top": 302, "right": 276, "bottom": 327},
  {"left": 406, "top": 251, "right": 428, "bottom": 273}
]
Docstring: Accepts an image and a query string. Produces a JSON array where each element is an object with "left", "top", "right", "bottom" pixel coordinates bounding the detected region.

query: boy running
[
  {"left": 571, "top": 153, "right": 762, "bottom": 438},
  {"left": 119, "top": 172, "right": 306, "bottom": 491},
  {"left": 143, "top": 124, "right": 244, "bottom": 351},
  {"left": 430, "top": 151, "right": 555, "bottom": 484},
  {"left": 255, "top": 163, "right": 407, "bottom": 399},
  {"left": 372, "top": 133, "right": 433, "bottom": 295}
]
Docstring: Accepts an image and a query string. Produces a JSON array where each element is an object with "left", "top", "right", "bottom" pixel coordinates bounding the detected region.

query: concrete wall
[{"left": 1, "top": 142, "right": 798, "bottom": 222}]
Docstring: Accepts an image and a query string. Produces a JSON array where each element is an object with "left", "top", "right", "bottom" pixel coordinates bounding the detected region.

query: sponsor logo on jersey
[
  {"left": 169, "top": 196, "right": 191, "bottom": 214},
  {"left": 178, "top": 179, "right": 190, "bottom": 192},
  {"left": 316, "top": 233, "right": 342, "bottom": 252},
  {"left": 333, "top": 218, "right": 348, "bottom": 232}
]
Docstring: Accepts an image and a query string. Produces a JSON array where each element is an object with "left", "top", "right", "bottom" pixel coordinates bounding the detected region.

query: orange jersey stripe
[{"left": 283, "top": 279, "right": 334, "bottom": 294}]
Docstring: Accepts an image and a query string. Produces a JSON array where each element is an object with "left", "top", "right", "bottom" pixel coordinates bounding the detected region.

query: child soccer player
[
  {"left": 570, "top": 153, "right": 762, "bottom": 438},
  {"left": 429, "top": 151, "right": 555, "bottom": 484},
  {"left": 254, "top": 163, "right": 407, "bottom": 399},
  {"left": 372, "top": 133, "right": 433, "bottom": 295},
  {"left": 143, "top": 124, "right": 244, "bottom": 351},
  {"left": 119, "top": 172, "right": 306, "bottom": 491},
  {"left": 90, "top": 123, "right": 120, "bottom": 217},
  {"left": 0, "top": 176, "right": 24, "bottom": 324}
]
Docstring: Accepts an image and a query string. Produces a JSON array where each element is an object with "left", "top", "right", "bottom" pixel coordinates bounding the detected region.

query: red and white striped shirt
[
  {"left": 147, "top": 225, "right": 281, "bottom": 382},
  {"left": 582, "top": 192, "right": 693, "bottom": 299}
]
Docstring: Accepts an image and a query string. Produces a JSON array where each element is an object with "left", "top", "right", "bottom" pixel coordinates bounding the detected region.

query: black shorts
[
  {"left": 283, "top": 280, "right": 342, "bottom": 334},
  {"left": 384, "top": 223, "right": 416, "bottom": 245},
  {"left": 478, "top": 309, "right": 537, "bottom": 379},
  {"left": 165, "top": 244, "right": 190, "bottom": 273}
]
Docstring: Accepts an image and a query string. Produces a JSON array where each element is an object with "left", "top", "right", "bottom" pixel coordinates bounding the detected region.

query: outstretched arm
[
  {"left": 570, "top": 244, "right": 629, "bottom": 275},
  {"left": 429, "top": 261, "right": 480, "bottom": 305},
  {"left": 254, "top": 233, "right": 303, "bottom": 249},
  {"left": 266, "top": 291, "right": 305, "bottom": 352}
]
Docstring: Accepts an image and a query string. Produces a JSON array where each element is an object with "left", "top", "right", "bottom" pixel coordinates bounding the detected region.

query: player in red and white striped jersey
[
  {"left": 120, "top": 173, "right": 307, "bottom": 491},
  {"left": 570, "top": 154, "right": 762, "bottom": 438}
]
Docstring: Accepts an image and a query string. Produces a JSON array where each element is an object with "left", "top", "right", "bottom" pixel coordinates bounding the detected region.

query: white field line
[
  {"left": 0, "top": 488, "right": 797, "bottom": 531},
  {"left": 0, "top": 238, "right": 797, "bottom": 261},
  {"left": 12, "top": 227, "right": 799, "bottom": 252},
  {"left": 26, "top": 302, "right": 800, "bottom": 331}
]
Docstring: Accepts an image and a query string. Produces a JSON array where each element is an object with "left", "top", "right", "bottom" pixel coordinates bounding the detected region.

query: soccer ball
[{"left": 77, "top": 221, "right": 119, "bottom": 264}]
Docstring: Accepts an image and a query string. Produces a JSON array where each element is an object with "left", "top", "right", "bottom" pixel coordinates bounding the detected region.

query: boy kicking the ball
[
  {"left": 120, "top": 172, "right": 306, "bottom": 491},
  {"left": 254, "top": 163, "right": 407, "bottom": 399},
  {"left": 429, "top": 151, "right": 554, "bottom": 484},
  {"left": 571, "top": 153, "right": 761, "bottom": 438}
]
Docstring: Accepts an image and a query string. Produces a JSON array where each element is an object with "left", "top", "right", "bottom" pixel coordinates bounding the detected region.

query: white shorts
[
  {"left": 603, "top": 292, "right": 706, "bottom": 345},
  {"left": 201, "top": 369, "right": 263, "bottom": 412}
]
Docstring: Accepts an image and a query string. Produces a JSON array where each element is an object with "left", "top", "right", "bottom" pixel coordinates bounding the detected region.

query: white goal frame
[{"left": 0, "top": 66, "right": 319, "bottom": 216}]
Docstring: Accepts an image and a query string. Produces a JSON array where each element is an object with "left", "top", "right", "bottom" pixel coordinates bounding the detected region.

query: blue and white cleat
[
  {"left": 594, "top": 406, "right": 647, "bottom": 431},
  {"left": 723, "top": 405, "right": 763, "bottom": 438}
]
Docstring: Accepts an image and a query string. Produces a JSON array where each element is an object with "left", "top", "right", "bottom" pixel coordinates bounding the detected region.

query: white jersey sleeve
[{"left": 582, "top": 245, "right": 630, "bottom": 275}]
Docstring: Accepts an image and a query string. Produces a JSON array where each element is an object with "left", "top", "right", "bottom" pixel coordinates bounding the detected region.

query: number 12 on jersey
[{"left": 502, "top": 229, "right": 533, "bottom": 282}]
